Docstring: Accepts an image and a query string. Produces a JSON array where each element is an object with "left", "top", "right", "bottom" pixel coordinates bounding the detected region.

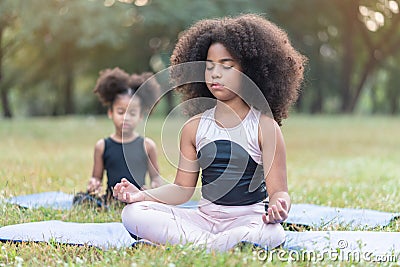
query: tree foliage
[
  {"left": 269, "top": 0, "right": 400, "bottom": 113},
  {"left": 1, "top": 0, "right": 399, "bottom": 117}
]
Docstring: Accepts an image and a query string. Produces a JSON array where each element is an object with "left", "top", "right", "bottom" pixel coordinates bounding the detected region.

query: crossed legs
[{"left": 121, "top": 200, "right": 285, "bottom": 252}]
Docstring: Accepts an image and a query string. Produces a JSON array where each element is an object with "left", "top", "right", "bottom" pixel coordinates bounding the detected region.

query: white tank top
[{"left": 196, "top": 106, "right": 263, "bottom": 165}]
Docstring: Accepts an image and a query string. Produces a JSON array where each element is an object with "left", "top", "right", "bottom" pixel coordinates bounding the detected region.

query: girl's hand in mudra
[
  {"left": 113, "top": 178, "right": 144, "bottom": 203},
  {"left": 262, "top": 198, "right": 288, "bottom": 224}
]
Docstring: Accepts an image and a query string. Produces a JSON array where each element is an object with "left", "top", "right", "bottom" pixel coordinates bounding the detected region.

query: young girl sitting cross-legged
[
  {"left": 86, "top": 68, "right": 163, "bottom": 204},
  {"left": 113, "top": 14, "right": 307, "bottom": 252}
]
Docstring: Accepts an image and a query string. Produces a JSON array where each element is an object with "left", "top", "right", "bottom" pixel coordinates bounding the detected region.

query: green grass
[
  {"left": 0, "top": 114, "right": 399, "bottom": 266},
  {"left": 283, "top": 115, "right": 400, "bottom": 213}
]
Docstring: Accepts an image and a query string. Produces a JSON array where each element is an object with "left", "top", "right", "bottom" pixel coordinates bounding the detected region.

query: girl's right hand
[
  {"left": 113, "top": 178, "right": 144, "bottom": 203},
  {"left": 87, "top": 177, "right": 102, "bottom": 194},
  {"left": 262, "top": 198, "right": 288, "bottom": 224}
]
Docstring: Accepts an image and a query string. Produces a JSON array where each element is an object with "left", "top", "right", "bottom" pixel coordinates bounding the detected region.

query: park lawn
[{"left": 0, "top": 114, "right": 399, "bottom": 266}]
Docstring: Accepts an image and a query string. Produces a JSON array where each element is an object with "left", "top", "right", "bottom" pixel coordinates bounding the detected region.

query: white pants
[{"left": 121, "top": 198, "right": 285, "bottom": 252}]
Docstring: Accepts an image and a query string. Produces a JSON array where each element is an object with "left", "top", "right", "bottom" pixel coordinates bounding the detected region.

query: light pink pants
[{"left": 121, "top": 198, "right": 285, "bottom": 252}]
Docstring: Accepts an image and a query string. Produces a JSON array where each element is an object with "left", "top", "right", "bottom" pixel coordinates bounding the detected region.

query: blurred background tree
[
  {"left": 269, "top": 0, "right": 400, "bottom": 113},
  {"left": 0, "top": 0, "right": 20, "bottom": 118},
  {"left": 0, "top": 0, "right": 399, "bottom": 118}
]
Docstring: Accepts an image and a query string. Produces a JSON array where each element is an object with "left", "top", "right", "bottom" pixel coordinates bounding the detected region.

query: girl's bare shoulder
[
  {"left": 184, "top": 113, "right": 203, "bottom": 129},
  {"left": 181, "top": 113, "right": 203, "bottom": 139},
  {"left": 144, "top": 137, "right": 156, "bottom": 148},
  {"left": 94, "top": 138, "right": 105, "bottom": 150},
  {"left": 259, "top": 113, "right": 279, "bottom": 128}
]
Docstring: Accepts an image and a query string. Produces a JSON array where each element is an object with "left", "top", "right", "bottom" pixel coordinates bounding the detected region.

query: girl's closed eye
[
  {"left": 205, "top": 61, "right": 235, "bottom": 71},
  {"left": 206, "top": 61, "right": 215, "bottom": 70},
  {"left": 222, "top": 63, "right": 234, "bottom": 69}
]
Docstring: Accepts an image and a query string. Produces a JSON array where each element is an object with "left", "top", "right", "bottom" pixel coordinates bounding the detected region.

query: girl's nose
[
  {"left": 211, "top": 67, "right": 222, "bottom": 79},
  {"left": 124, "top": 113, "right": 132, "bottom": 120}
]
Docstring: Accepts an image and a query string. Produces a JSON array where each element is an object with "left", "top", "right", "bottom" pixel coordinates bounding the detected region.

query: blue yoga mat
[
  {"left": 4, "top": 191, "right": 199, "bottom": 210},
  {"left": 286, "top": 203, "right": 399, "bottom": 229},
  {"left": 4, "top": 192, "right": 399, "bottom": 228},
  {"left": 0, "top": 221, "right": 134, "bottom": 249},
  {"left": 1, "top": 220, "right": 399, "bottom": 255},
  {"left": 6, "top": 192, "right": 74, "bottom": 210}
]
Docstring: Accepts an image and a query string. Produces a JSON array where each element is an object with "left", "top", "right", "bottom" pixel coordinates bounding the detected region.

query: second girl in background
[{"left": 86, "top": 67, "right": 163, "bottom": 203}]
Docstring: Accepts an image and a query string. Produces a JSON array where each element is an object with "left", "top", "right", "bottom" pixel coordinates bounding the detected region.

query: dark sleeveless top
[
  {"left": 103, "top": 137, "right": 148, "bottom": 197},
  {"left": 197, "top": 140, "right": 265, "bottom": 205},
  {"left": 196, "top": 107, "right": 267, "bottom": 206}
]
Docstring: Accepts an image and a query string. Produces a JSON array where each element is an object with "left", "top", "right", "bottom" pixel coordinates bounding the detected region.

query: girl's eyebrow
[{"left": 206, "top": 58, "right": 235, "bottom": 63}]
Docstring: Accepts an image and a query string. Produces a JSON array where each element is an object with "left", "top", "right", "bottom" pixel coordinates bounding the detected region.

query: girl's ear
[{"left": 107, "top": 108, "right": 113, "bottom": 119}]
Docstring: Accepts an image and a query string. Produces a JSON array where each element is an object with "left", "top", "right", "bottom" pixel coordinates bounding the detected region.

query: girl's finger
[
  {"left": 275, "top": 200, "right": 283, "bottom": 212},
  {"left": 271, "top": 205, "right": 283, "bottom": 222},
  {"left": 262, "top": 213, "right": 270, "bottom": 224},
  {"left": 113, "top": 184, "right": 121, "bottom": 196},
  {"left": 275, "top": 201, "right": 287, "bottom": 218},
  {"left": 277, "top": 199, "right": 289, "bottom": 220},
  {"left": 267, "top": 207, "right": 275, "bottom": 222},
  {"left": 278, "top": 198, "right": 288, "bottom": 212},
  {"left": 121, "top": 178, "right": 130, "bottom": 186}
]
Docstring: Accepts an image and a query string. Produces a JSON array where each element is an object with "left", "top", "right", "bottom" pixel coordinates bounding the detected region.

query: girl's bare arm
[
  {"left": 87, "top": 139, "right": 105, "bottom": 193},
  {"left": 259, "top": 116, "right": 290, "bottom": 224}
]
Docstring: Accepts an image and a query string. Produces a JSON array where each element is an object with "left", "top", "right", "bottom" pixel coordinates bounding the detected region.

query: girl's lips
[{"left": 211, "top": 82, "right": 224, "bottom": 89}]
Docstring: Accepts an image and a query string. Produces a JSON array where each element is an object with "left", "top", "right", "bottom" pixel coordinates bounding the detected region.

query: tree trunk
[
  {"left": 0, "top": 26, "right": 12, "bottom": 118},
  {"left": 387, "top": 68, "right": 400, "bottom": 115},
  {"left": 339, "top": 2, "right": 356, "bottom": 113},
  {"left": 310, "top": 54, "right": 324, "bottom": 114},
  {"left": 389, "top": 96, "right": 399, "bottom": 115},
  {"left": 310, "top": 88, "right": 323, "bottom": 114},
  {"left": 64, "top": 66, "right": 74, "bottom": 115},
  {"left": 348, "top": 57, "right": 376, "bottom": 112},
  {"left": 1, "top": 88, "right": 12, "bottom": 118},
  {"left": 62, "top": 45, "right": 74, "bottom": 115},
  {"left": 370, "top": 87, "right": 378, "bottom": 114}
]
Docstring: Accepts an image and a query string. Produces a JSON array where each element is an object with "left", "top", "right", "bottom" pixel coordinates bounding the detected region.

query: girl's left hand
[
  {"left": 113, "top": 178, "right": 143, "bottom": 203},
  {"left": 262, "top": 198, "right": 288, "bottom": 224}
]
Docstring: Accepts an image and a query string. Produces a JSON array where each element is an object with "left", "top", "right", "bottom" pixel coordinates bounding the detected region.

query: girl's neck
[
  {"left": 214, "top": 99, "right": 250, "bottom": 128},
  {"left": 111, "top": 131, "right": 139, "bottom": 143},
  {"left": 215, "top": 98, "right": 249, "bottom": 117}
]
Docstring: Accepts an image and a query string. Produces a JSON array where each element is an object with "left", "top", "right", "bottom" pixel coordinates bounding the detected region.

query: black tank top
[{"left": 103, "top": 137, "right": 148, "bottom": 197}]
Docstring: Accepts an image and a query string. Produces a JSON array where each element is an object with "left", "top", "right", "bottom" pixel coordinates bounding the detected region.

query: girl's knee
[
  {"left": 267, "top": 223, "right": 286, "bottom": 248},
  {"left": 121, "top": 201, "right": 156, "bottom": 237},
  {"left": 121, "top": 201, "right": 150, "bottom": 225}
]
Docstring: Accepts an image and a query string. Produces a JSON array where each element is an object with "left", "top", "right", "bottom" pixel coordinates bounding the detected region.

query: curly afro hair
[
  {"left": 93, "top": 67, "right": 130, "bottom": 107},
  {"left": 93, "top": 67, "right": 160, "bottom": 112},
  {"left": 129, "top": 72, "right": 161, "bottom": 113},
  {"left": 170, "top": 14, "right": 307, "bottom": 125}
]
